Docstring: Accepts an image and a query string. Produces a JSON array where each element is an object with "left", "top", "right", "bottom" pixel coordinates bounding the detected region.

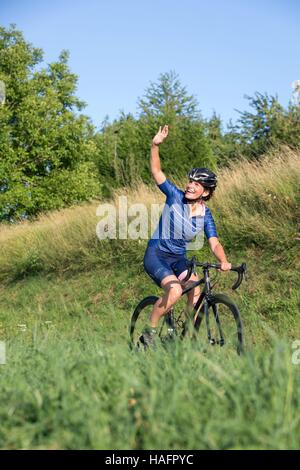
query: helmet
[{"left": 188, "top": 168, "right": 217, "bottom": 189}]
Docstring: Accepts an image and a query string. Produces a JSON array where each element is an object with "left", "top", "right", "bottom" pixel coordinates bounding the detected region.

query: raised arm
[{"left": 150, "top": 125, "right": 168, "bottom": 185}]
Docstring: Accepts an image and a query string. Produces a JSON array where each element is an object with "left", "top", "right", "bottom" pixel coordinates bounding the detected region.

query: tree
[
  {"left": 0, "top": 25, "right": 101, "bottom": 222},
  {"left": 95, "top": 113, "right": 141, "bottom": 191},
  {"left": 137, "top": 71, "right": 216, "bottom": 179},
  {"left": 274, "top": 102, "right": 300, "bottom": 150},
  {"left": 95, "top": 72, "right": 216, "bottom": 191},
  {"left": 138, "top": 70, "right": 199, "bottom": 121},
  {"left": 204, "top": 112, "right": 229, "bottom": 166},
  {"left": 223, "top": 92, "right": 300, "bottom": 160}
]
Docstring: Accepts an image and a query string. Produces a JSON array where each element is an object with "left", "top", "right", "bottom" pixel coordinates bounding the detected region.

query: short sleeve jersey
[{"left": 149, "top": 178, "right": 218, "bottom": 255}]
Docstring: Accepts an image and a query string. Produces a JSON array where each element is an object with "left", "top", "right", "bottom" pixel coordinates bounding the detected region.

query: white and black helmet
[{"left": 188, "top": 168, "right": 217, "bottom": 189}]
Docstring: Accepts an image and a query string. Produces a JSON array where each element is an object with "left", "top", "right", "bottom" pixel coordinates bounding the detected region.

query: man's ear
[{"left": 203, "top": 189, "right": 209, "bottom": 198}]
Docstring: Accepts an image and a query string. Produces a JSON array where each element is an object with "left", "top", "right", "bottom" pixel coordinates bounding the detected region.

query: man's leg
[{"left": 149, "top": 275, "right": 183, "bottom": 327}]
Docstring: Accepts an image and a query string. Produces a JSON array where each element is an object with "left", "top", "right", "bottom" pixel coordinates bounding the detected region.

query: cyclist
[{"left": 142, "top": 125, "right": 231, "bottom": 346}]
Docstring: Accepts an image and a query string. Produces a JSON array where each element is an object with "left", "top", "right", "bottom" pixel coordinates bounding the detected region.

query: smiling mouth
[{"left": 185, "top": 189, "right": 195, "bottom": 195}]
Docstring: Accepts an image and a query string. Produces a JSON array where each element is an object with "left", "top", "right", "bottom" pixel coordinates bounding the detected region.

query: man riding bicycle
[{"left": 142, "top": 125, "right": 231, "bottom": 346}]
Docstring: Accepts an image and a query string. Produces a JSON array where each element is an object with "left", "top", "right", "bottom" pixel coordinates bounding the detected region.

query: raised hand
[{"left": 152, "top": 125, "right": 169, "bottom": 146}]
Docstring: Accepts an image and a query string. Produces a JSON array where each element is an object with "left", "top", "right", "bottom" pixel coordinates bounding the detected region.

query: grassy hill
[{"left": 0, "top": 147, "right": 299, "bottom": 449}]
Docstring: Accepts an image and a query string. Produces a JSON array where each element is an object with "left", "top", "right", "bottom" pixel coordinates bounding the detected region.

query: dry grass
[
  {"left": 208, "top": 146, "right": 300, "bottom": 248},
  {"left": 0, "top": 202, "right": 100, "bottom": 280},
  {"left": 0, "top": 147, "right": 299, "bottom": 282}
]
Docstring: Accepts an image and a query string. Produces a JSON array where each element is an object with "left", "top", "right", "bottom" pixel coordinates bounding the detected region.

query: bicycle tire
[
  {"left": 129, "top": 296, "right": 179, "bottom": 349},
  {"left": 194, "top": 293, "right": 244, "bottom": 355}
]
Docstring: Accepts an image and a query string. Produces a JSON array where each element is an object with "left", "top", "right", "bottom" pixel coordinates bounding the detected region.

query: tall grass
[
  {"left": 0, "top": 149, "right": 299, "bottom": 453},
  {"left": 0, "top": 147, "right": 299, "bottom": 283},
  {"left": 1, "top": 325, "right": 299, "bottom": 449},
  {"left": 210, "top": 146, "right": 300, "bottom": 252}
]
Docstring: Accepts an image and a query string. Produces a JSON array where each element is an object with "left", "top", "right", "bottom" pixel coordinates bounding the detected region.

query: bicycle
[{"left": 129, "top": 256, "right": 247, "bottom": 355}]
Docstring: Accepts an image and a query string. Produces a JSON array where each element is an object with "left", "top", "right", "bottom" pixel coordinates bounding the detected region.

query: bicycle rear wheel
[
  {"left": 129, "top": 296, "right": 182, "bottom": 349},
  {"left": 194, "top": 293, "right": 244, "bottom": 355}
]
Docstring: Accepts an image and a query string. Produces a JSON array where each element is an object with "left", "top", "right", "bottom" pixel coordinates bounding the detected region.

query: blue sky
[{"left": 1, "top": 0, "right": 299, "bottom": 130}]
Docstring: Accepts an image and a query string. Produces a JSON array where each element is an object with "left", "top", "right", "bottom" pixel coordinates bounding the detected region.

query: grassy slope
[{"left": 0, "top": 148, "right": 299, "bottom": 449}]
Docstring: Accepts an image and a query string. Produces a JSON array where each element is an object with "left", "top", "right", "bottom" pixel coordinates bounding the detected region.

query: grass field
[{"left": 0, "top": 148, "right": 299, "bottom": 449}]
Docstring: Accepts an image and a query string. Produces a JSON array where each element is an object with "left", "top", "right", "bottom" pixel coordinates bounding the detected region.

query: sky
[{"left": 1, "top": 0, "right": 299, "bottom": 130}]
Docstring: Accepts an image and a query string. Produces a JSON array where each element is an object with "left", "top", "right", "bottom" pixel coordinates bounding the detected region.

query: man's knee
[
  {"left": 164, "top": 281, "right": 182, "bottom": 302},
  {"left": 173, "top": 283, "right": 183, "bottom": 298}
]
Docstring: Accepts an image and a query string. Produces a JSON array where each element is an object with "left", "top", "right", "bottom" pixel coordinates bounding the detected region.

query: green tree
[
  {"left": 236, "top": 92, "right": 284, "bottom": 158},
  {"left": 95, "top": 113, "right": 141, "bottom": 192},
  {"left": 274, "top": 102, "right": 300, "bottom": 150},
  {"left": 0, "top": 25, "right": 101, "bottom": 222},
  {"left": 137, "top": 71, "right": 216, "bottom": 180},
  {"left": 138, "top": 70, "right": 199, "bottom": 121},
  {"left": 204, "top": 112, "right": 234, "bottom": 167},
  {"left": 223, "top": 92, "right": 300, "bottom": 161},
  {"left": 95, "top": 71, "right": 216, "bottom": 191},
  {"left": 224, "top": 92, "right": 300, "bottom": 160}
]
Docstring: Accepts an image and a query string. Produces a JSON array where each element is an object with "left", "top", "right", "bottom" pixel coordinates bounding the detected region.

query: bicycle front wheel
[{"left": 194, "top": 293, "right": 244, "bottom": 355}]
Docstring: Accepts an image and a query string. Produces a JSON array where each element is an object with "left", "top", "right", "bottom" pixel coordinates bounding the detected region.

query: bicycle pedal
[{"left": 209, "top": 338, "right": 216, "bottom": 345}]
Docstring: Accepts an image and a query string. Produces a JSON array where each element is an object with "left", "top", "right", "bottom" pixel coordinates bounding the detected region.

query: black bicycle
[{"left": 129, "top": 257, "right": 247, "bottom": 355}]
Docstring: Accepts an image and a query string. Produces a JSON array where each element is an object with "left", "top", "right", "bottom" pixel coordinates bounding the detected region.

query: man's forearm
[
  {"left": 150, "top": 143, "right": 161, "bottom": 174},
  {"left": 212, "top": 242, "right": 228, "bottom": 263}
]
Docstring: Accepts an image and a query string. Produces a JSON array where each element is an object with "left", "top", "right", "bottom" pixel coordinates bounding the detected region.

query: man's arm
[
  {"left": 151, "top": 125, "right": 168, "bottom": 185},
  {"left": 208, "top": 237, "right": 231, "bottom": 271}
]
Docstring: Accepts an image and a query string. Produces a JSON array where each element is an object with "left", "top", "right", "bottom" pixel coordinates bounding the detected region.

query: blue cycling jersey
[{"left": 148, "top": 178, "right": 218, "bottom": 255}]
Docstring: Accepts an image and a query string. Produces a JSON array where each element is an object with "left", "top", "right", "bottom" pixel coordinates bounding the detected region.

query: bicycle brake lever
[{"left": 232, "top": 263, "right": 247, "bottom": 290}]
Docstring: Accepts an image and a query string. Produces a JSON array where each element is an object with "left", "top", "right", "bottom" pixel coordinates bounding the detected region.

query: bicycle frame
[
  {"left": 172, "top": 266, "right": 213, "bottom": 340},
  {"left": 130, "top": 259, "right": 246, "bottom": 352},
  {"left": 181, "top": 265, "right": 212, "bottom": 313}
]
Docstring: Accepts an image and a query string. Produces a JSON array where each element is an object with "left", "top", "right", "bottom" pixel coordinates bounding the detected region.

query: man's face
[{"left": 184, "top": 179, "right": 209, "bottom": 200}]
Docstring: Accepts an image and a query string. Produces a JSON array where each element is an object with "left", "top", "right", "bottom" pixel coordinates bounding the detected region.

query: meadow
[{"left": 0, "top": 147, "right": 299, "bottom": 449}]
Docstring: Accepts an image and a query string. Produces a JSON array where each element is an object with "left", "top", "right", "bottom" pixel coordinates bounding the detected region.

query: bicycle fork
[
  {"left": 203, "top": 300, "right": 217, "bottom": 345},
  {"left": 204, "top": 300, "right": 225, "bottom": 347},
  {"left": 201, "top": 268, "right": 225, "bottom": 347}
]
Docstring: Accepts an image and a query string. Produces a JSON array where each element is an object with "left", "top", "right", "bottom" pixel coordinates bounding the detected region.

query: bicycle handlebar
[{"left": 181, "top": 256, "right": 247, "bottom": 290}]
